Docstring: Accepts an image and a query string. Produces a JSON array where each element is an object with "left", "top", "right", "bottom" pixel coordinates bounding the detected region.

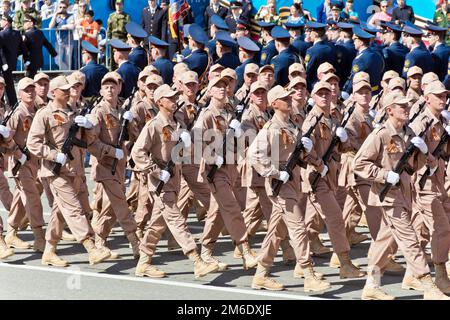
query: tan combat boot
[
  {"left": 361, "top": 286, "right": 395, "bottom": 300},
  {"left": 349, "top": 230, "right": 370, "bottom": 246},
  {"left": 402, "top": 274, "right": 424, "bottom": 291},
  {"left": 293, "top": 263, "right": 324, "bottom": 280},
  {"left": 251, "top": 263, "right": 284, "bottom": 291},
  {"left": 201, "top": 244, "right": 228, "bottom": 271},
  {"left": 135, "top": 250, "right": 165, "bottom": 278},
  {"left": 42, "top": 242, "right": 68, "bottom": 267},
  {"left": 434, "top": 263, "right": 450, "bottom": 294},
  {"left": 337, "top": 252, "right": 365, "bottom": 279},
  {"left": 126, "top": 232, "right": 141, "bottom": 259},
  {"left": 358, "top": 213, "right": 369, "bottom": 227},
  {"left": 187, "top": 250, "right": 219, "bottom": 279},
  {"left": 0, "top": 235, "right": 14, "bottom": 259},
  {"left": 302, "top": 264, "right": 331, "bottom": 292},
  {"left": 95, "top": 235, "right": 120, "bottom": 259},
  {"left": 83, "top": 238, "right": 111, "bottom": 265},
  {"left": 5, "top": 227, "right": 30, "bottom": 249},
  {"left": 61, "top": 230, "right": 76, "bottom": 242},
  {"left": 419, "top": 274, "right": 450, "bottom": 300},
  {"left": 240, "top": 241, "right": 258, "bottom": 270},
  {"left": 280, "top": 239, "right": 296, "bottom": 265},
  {"left": 233, "top": 245, "right": 242, "bottom": 259},
  {"left": 32, "top": 227, "right": 46, "bottom": 252},
  {"left": 385, "top": 258, "right": 405, "bottom": 273},
  {"left": 310, "top": 236, "right": 332, "bottom": 256},
  {"left": 329, "top": 252, "right": 360, "bottom": 268}
]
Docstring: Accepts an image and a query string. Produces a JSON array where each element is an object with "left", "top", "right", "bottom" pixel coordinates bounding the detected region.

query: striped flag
[{"left": 169, "top": 0, "right": 190, "bottom": 39}]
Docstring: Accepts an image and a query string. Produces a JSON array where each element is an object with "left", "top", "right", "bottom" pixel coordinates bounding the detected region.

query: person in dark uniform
[
  {"left": 257, "top": 21, "right": 277, "bottom": 66},
  {"left": 225, "top": 1, "right": 243, "bottom": 34},
  {"left": 285, "top": 21, "right": 312, "bottom": 60},
  {"left": 0, "top": 14, "right": 29, "bottom": 106},
  {"left": 426, "top": 22, "right": 450, "bottom": 81},
  {"left": 444, "top": 56, "right": 450, "bottom": 89},
  {"left": 215, "top": 31, "right": 240, "bottom": 70},
  {"left": 181, "top": 24, "right": 192, "bottom": 57},
  {"left": 182, "top": 24, "right": 210, "bottom": 82},
  {"left": 80, "top": 41, "right": 108, "bottom": 98},
  {"left": 204, "top": 0, "right": 228, "bottom": 36},
  {"left": 111, "top": 39, "right": 141, "bottom": 98},
  {"left": 343, "top": 27, "right": 384, "bottom": 94},
  {"left": 206, "top": 15, "right": 230, "bottom": 63},
  {"left": 270, "top": 26, "right": 300, "bottom": 87},
  {"left": 326, "top": 20, "right": 341, "bottom": 43},
  {"left": 22, "top": 14, "right": 57, "bottom": 78},
  {"left": 126, "top": 22, "right": 148, "bottom": 71},
  {"left": 235, "top": 18, "right": 263, "bottom": 65},
  {"left": 149, "top": 35, "right": 173, "bottom": 85},
  {"left": 335, "top": 22, "right": 357, "bottom": 88},
  {"left": 141, "top": 0, "right": 168, "bottom": 42},
  {"left": 304, "top": 21, "right": 337, "bottom": 91},
  {"left": 402, "top": 24, "right": 434, "bottom": 78},
  {"left": 382, "top": 22, "right": 409, "bottom": 76},
  {"left": 361, "top": 22, "right": 385, "bottom": 58},
  {"left": 235, "top": 36, "right": 260, "bottom": 88}
]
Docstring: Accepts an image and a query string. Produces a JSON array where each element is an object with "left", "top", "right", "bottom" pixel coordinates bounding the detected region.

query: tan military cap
[
  {"left": 353, "top": 71, "right": 370, "bottom": 84},
  {"left": 101, "top": 72, "right": 121, "bottom": 85},
  {"left": 424, "top": 80, "right": 448, "bottom": 96},
  {"left": 33, "top": 72, "right": 50, "bottom": 83},
  {"left": 207, "top": 75, "right": 229, "bottom": 90},
  {"left": 49, "top": 76, "right": 71, "bottom": 91},
  {"left": 18, "top": 77, "right": 35, "bottom": 91},
  {"left": 388, "top": 77, "right": 406, "bottom": 91},
  {"left": 353, "top": 81, "right": 371, "bottom": 93},
  {"left": 154, "top": 84, "right": 178, "bottom": 102},
  {"left": 259, "top": 64, "right": 274, "bottom": 73},
  {"left": 382, "top": 70, "right": 399, "bottom": 82},
  {"left": 311, "top": 81, "right": 332, "bottom": 95},
  {"left": 143, "top": 65, "right": 160, "bottom": 75},
  {"left": 138, "top": 69, "right": 152, "bottom": 80},
  {"left": 67, "top": 71, "right": 85, "bottom": 86},
  {"left": 145, "top": 74, "right": 164, "bottom": 86},
  {"left": 422, "top": 72, "right": 439, "bottom": 86},
  {"left": 0, "top": 76, "right": 5, "bottom": 85},
  {"left": 289, "top": 63, "right": 306, "bottom": 75},
  {"left": 407, "top": 66, "right": 423, "bottom": 78},
  {"left": 244, "top": 63, "right": 259, "bottom": 74},
  {"left": 209, "top": 64, "right": 225, "bottom": 74},
  {"left": 180, "top": 71, "right": 199, "bottom": 84},
  {"left": 268, "top": 85, "right": 292, "bottom": 105},
  {"left": 322, "top": 73, "right": 340, "bottom": 83},
  {"left": 221, "top": 68, "right": 237, "bottom": 80},
  {"left": 383, "top": 92, "right": 411, "bottom": 108},
  {"left": 317, "top": 62, "right": 336, "bottom": 74},
  {"left": 250, "top": 80, "right": 268, "bottom": 93},
  {"left": 287, "top": 76, "right": 307, "bottom": 90},
  {"left": 173, "top": 62, "right": 189, "bottom": 74}
]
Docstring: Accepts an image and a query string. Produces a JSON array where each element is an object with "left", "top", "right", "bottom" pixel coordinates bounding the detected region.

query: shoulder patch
[
  {"left": 405, "top": 60, "right": 410, "bottom": 67},
  {"left": 352, "top": 64, "right": 359, "bottom": 73},
  {"left": 305, "top": 54, "right": 310, "bottom": 63},
  {"left": 261, "top": 52, "right": 267, "bottom": 62}
]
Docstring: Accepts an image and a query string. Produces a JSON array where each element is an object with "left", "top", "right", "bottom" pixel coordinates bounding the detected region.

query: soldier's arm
[
  {"left": 26, "top": 110, "right": 58, "bottom": 161},
  {"left": 85, "top": 111, "right": 117, "bottom": 160},
  {"left": 301, "top": 116, "right": 325, "bottom": 172},
  {"left": 408, "top": 118, "right": 436, "bottom": 171},
  {"left": 130, "top": 122, "right": 157, "bottom": 173},
  {"left": 353, "top": 131, "right": 386, "bottom": 183},
  {"left": 248, "top": 126, "right": 279, "bottom": 178},
  {"left": 4, "top": 111, "right": 23, "bottom": 160}
]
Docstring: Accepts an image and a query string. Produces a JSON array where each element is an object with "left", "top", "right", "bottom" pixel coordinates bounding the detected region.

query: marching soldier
[
  {"left": 235, "top": 63, "right": 259, "bottom": 102},
  {"left": 286, "top": 21, "right": 312, "bottom": 60},
  {"left": 215, "top": 31, "right": 240, "bottom": 70},
  {"left": 183, "top": 24, "right": 210, "bottom": 82},
  {"left": 426, "top": 23, "right": 450, "bottom": 82},
  {"left": 406, "top": 66, "right": 423, "bottom": 104}
]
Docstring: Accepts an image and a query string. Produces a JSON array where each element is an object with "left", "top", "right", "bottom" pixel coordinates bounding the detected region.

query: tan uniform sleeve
[
  {"left": 26, "top": 109, "right": 58, "bottom": 162},
  {"left": 353, "top": 131, "right": 387, "bottom": 184},
  {"left": 248, "top": 126, "right": 279, "bottom": 178},
  {"left": 85, "top": 110, "right": 116, "bottom": 160},
  {"left": 130, "top": 121, "right": 159, "bottom": 174}
]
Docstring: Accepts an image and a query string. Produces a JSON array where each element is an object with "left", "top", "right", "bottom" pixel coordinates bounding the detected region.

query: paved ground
[{"left": 0, "top": 169, "right": 430, "bottom": 300}]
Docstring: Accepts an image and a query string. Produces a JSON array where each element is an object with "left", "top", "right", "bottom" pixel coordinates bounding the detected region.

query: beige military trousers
[{"left": 242, "top": 186, "right": 272, "bottom": 237}]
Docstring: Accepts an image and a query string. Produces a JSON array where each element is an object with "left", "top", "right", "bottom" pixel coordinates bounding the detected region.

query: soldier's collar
[
  {"left": 49, "top": 102, "right": 71, "bottom": 115},
  {"left": 156, "top": 112, "right": 176, "bottom": 128}
]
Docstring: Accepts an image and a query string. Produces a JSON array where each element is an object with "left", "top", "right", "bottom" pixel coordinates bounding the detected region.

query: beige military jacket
[
  {"left": 131, "top": 112, "right": 181, "bottom": 193},
  {"left": 406, "top": 88, "right": 421, "bottom": 105},
  {"left": 290, "top": 102, "right": 306, "bottom": 130},
  {"left": 353, "top": 119, "right": 430, "bottom": 209},
  {"left": 235, "top": 83, "right": 250, "bottom": 103}
]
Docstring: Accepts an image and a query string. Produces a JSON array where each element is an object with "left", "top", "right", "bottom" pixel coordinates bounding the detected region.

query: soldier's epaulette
[
  {"left": 263, "top": 121, "right": 273, "bottom": 129},
  {"left": 373, "top": 125, "right": 385, "bottom": 134}
]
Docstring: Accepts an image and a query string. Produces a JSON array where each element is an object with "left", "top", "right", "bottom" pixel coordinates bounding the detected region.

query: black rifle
[
  {"left": 51, "top": 96, "right": 102, "bottom": 175},
  {"left": 1, "top": 101, "right": 19, "bottom": 127},
  {"left": 379, "top": 119, "right": 433, "bottom": 201},
  {"left": 111, "top": 87, "right": 137, "bottom": 175},
  {"left": 11, "top": 146, "right": 30, "bottom": 176},
  {"left": 311, "top": 102, "right": 356, "bottom": 192},
  {"left": 271, "top": 113, "right": 323, "bottom": 196},
  {"left": 409, "top": 100, "right": 426, "bottom": 124}
]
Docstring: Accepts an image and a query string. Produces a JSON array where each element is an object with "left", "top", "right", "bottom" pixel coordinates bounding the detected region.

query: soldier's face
[
  {"left": 101, "top": 82, "right": 119, "bottom": 100},
  {"left": 354, "top": 87, "right": 372, "bottom": 108},
  {"left": 210, "top": 81, "right": 227, "bottom": 100},
  {"left": 408, "top": 74, "right": 422, "bottom": 90},
  {"left": 35, "top": 79, "right": 50, "bottom": 97},
  {"left": 425, "top": 92, "right": 447, "bottom": 113},
  {"left": 70, "top": 83, "right": 83, "bottom": 98},
  {"left": 182, "top": 81, "right": 199, "bottom": 97},
  {"left": 244, "top": 72, "right": 258, "bottom": 85},
  {"left": 19, "top": 86, "right": 36, "bottom": 104},
  {"left": 313, "top": 89, "right": 332, "bottom": 109},
  {"left": 251, "top": 89, "right": 268, "bottom": 107},
  {"left": 388, "top": 103, "right": 409, "bottom": 121},
  {"left": 145, "top": 84, "right": 158, "bottom": 100},
  {"left": 328, "top": 79, "right": 339, "bottom": 98},
  {"left": 272, "top": 96, "right": 291, "bottom": 113},
  {"left": 158, "top": 96, "right": 177, "bottom": 113},
  {"left": 52, "top": 88, "right": 69, "bottom": 104},
  {"left": 291, "top": 83, "right": 306, "bottom": 101},
  {"left": 116, "top": 4, "right": 123, "bottom": 12},
  {"left": 258, "top": 71, "right": 274, "bottom": 88}
]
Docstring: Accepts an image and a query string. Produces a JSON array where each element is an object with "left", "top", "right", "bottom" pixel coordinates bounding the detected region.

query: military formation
[{"left": 0, "top": 8, "right": 450, "bottom": 301}]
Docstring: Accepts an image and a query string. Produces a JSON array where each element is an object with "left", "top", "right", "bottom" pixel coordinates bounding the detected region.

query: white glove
[
  {"left": 320, "top": 165, "right": 328, "bottom": 177},
  {"left": 114, "top": 148, "right": 124, "bottom": 160},
  {"left": 301, "top": 137, "right": 313, "bottom": 153},
  {"left": 386, "top": 170, "right": 400, "bottom": 185},
  {"left": 374, "top": 123, "right": 382, "bottom": 129},
  {"left": 176, "top": 54, "right": 184, "bottom": 63},
  {"left": 369, "top": 109, "right": 377, "bottom": 119},
  {"left": 236, "top": 104, "right": 244, "bottom": 113},
  {"left": 122, "top": 111, "right": 134, "bottom": 121},
  {"left": 411, "top": 136, "right": 428, "bottom": 154},
  {"left": 18, "top": 153, "right": 27, "bottom": 165},
  {"left": 336, "top": 127, "right": 348, "bottom": 143},
  {"left": 2, "top": 64, "right": 8, "bottom": 71},
  {"left": 278, "top": 170, "right": 289, "bottom": 183},
  {"left": 0, "top": 124, "right": 10, "bottom": 138},
  {"left": 429, "top": 166, "right": 438, "bottom": 176},
  {"left": 215, "top": 155, "right": 224, "bottom": 168},
  {"left": 24, "top": 61, "right": 30, "bottom": 67},
  {"left": 55, "top": 153, "right": 67, "bottom": 165},
  {"left": 445, "top": 125, "right": 450, "bottom": 136},
  {"left": 441, "top": 110, "right": 450, "bottom": 122},
  {"left": 159, "top": 169, "right": 170, "bottom": 183},
  {"left": 307, "top": 98, "right": 314, "bottom": 106},
  {"left": 341, "top": 91, "right": 350, "bottom": 101},
  {"left": 229, "top": 119, "right": 243, "bottom": 138},
  {"left": 179, "top": 131, "right": 191, "bottom": 148},
  {"left": 74, "top": 115, "right": 93, "bottom": 129}
]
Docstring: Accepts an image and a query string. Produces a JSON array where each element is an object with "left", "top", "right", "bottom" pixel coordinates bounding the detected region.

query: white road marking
[{"left": 0, "top": 263, "right": 328, "bottom": 300}]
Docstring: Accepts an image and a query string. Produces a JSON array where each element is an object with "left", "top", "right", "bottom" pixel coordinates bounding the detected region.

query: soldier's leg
[
  {"left": 181, "top": 165, "right": 211, "bottom": 217},
  {"left": 135, "top": 173, "right": 154, "bottom": 237},
  {"left": 0, "top": 167, "right": 12, "bottom": 210},
  {"left": 335, "top": 185, "right": 348, "bottom": 210},
  {"left": 177, "top": 175, "right": 195, "bottom": 219},
  {"left": 126, "top": 171, "right": 140, "bottom": 212},
  {"left": 353, "top": 184, "right": 383, "bottom": 240},
  {"left": 242, "top": 186, "right": 265, "bottom": 237},
  {"left": 39, "top": 176, "right": 54, "bottom": 209}
]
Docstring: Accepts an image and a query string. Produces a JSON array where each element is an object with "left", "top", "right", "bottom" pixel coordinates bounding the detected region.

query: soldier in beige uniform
[
  {"left": 34, "top": 73, "right": 51, "bottom": 109},
  {"left": 131, "top": 84, "right": 218, "bottom": 279},
  {"left": 258, "top": 65, "right": 275, "bottom": 89},
  {"left": 83, "top": 72, "right": 140, "bottom": 259},
  {"left": 354, "top": 91, "right": 449, "bottom": 300},
  {"left": 409, "top": 81, "right": 450, "bottom": 294},
  {"left": 406, "top": 66, "right": 423, "bottom": 104},
  {"left": 4, "top": 78, "right": 45, "bottom": 252},
  {"left": 409, "top": 72, "right": 439, "bottom": 122},
  {"left": 373, "top": 77, "right": 407, "bottom": 127},
  {"left": 248, "top": 85, "right": 330, "bottom": 292},
  {"left": 316, "top": 62, "right": 336, "bottom": 81},
  {"left": 235, "top": 63, "right": 259, "bottom": 102},
  {"left": 302, "top": 81, "right": 365, "bottom": 279},
  {"left": 196, "top": 75, "right": 257, "bottom": 271},
  {"left": 26, "top": 76, "right": 110, "bottom": 267},
  {"left": 288, "top": 63, "right": 306, "bottom": 82}
]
